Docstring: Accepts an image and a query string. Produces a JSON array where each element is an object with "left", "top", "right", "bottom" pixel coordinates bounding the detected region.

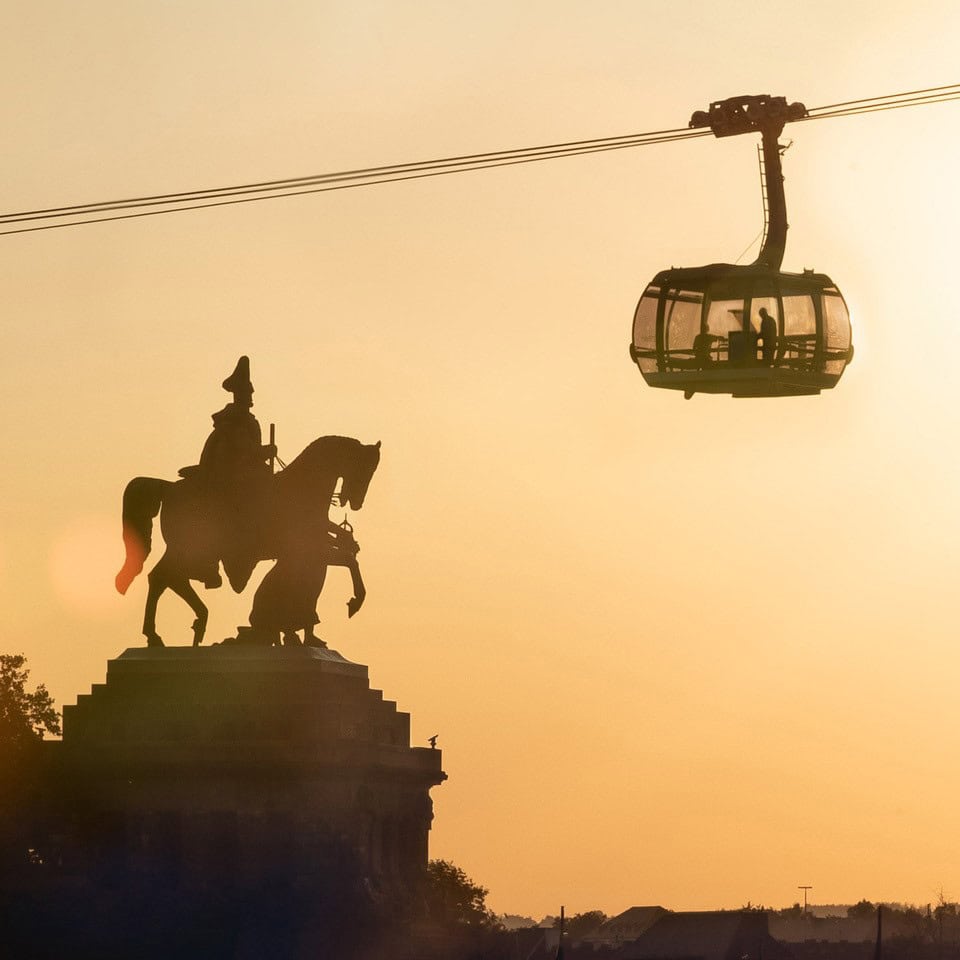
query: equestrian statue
[{"left": 114, "top": 357, "right": 381, "bottom": 648}]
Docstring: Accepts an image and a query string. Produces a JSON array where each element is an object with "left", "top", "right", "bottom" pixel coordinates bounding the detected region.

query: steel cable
[{"left": 2, "top": 82, "right": 958, "bottom": 236}]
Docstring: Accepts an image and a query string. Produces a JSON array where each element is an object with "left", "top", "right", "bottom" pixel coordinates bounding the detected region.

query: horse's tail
[{"left": 115, "top": 477, "right": 169, "bottom": 594}]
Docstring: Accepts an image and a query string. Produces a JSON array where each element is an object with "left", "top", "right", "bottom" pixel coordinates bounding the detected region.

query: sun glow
[{"left": 49, "top": 515, "right": 123, "bottom": 619}]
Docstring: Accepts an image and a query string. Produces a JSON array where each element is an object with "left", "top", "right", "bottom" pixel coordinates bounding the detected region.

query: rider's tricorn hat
[{"left": 222, "top": 356, "right": 252, "bottom": 395}]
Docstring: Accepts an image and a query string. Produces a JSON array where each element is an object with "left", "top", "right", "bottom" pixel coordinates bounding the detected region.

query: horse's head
[
  {"left": 340, "top": 440, "right": 381, "bottom": 509},
  {"left": 285, "top": 436, "right": 381, "bottom": 511}
]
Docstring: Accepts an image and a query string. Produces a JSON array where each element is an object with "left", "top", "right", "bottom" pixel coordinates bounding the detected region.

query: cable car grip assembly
[{"left": 690, "top": 95, "right": 808, "bottom": 270}]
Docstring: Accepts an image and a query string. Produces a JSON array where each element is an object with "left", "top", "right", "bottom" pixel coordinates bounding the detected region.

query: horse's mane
[{"left": 281, "top": 435, "right": 363, "bottom": 479}]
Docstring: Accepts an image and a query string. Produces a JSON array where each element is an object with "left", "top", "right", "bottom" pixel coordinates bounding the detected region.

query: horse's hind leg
[
  {"left": 143, "top": 558, "right": 168, "bottom": 647},
  {"left": 169, "top": 578, "right": 209, "bottom": 647}
]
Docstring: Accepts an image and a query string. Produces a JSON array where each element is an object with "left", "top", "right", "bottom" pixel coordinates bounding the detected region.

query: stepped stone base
[{"left": 52, "top": 645, "right": 445, "bottom": 891}]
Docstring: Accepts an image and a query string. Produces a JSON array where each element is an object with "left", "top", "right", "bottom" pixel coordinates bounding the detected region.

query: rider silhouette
[
  {"left": 199, "top": 357, "right": 273, "bottom": 484},
  {"left": 181, "top": 357, "right": 276, "bottom": 589}
]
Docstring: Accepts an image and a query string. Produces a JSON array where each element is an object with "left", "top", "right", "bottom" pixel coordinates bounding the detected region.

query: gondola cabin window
[
  {"left": 782, "top": 294, "right": 817, "bottom": 369},
  {"left": 822, "top": 290, "right": 852, "bottom": 375},
  {"left": 632, "top": 287, "right": 659, "bottom": 374},
  {"left": 663, "top": 288, "right": 703, "bottom": 369}
]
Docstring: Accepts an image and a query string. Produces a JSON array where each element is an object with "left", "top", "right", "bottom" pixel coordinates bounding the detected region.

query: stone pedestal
[{"left": 58, "top": 645, "right": 445, "bottom": 893}]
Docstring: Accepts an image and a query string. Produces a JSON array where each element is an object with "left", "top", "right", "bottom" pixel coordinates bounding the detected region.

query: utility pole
[{"left": 798, "top": 886, "right": 812, "bottom": 914}]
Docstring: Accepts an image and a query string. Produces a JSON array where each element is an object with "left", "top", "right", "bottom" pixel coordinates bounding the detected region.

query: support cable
[
  {"left": 2, "top": 82, "right": 959, "bottom": 236},
  {"left": 809, "top": 81, "right": 960, "bottom": 113},
  {"left": 0, "top": 128, "right": 706, "bottom": 227},
  {"left": 0, "top": 130, "right": 710, "bottom": 236},
  {"left": 805, "top": 88, "right": 960, "bottom": 122}
]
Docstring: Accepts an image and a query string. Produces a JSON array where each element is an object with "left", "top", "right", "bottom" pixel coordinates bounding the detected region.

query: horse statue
[{"left": 115, "top": 435, "right": 381, "bottom": 647}]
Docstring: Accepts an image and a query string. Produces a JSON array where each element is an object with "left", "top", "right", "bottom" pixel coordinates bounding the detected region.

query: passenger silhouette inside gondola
[
  {"left": 758, "top": 306, "right": 778, "bottom": 365},
  {"left": 694, "top": 323, "right": 720, "bottom": 369}
]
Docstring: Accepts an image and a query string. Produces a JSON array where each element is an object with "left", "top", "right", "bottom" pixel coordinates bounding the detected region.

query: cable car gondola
[{"left": 629, "top": 95, "right": 854, "bottom": 398}]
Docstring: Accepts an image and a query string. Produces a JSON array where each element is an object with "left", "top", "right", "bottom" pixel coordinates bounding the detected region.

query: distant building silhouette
[
  {"left": 579, "top": 906, "right": 668, "bottom": 948},
  {"left": 584, "top": 907, "right": 792, "bottom": 960}
]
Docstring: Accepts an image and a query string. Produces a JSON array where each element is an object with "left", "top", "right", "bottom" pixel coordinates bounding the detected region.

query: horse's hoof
[{"left": 146, "top": 635, "right": 165, "bottom": 648}]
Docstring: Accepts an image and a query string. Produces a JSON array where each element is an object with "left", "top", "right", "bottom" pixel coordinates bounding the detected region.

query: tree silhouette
[
  {"left": 0, "top": 654, "right": 60, "bottom": 899},
  {"left": 555, "top": 910, "right": 609, "bottom": 940},
  {"left": 0, "top": 654, "right": 60, "bottom": 749},
  {"left": 848, "top": 900, "right": 877, "bottom": 919},
  {"left": 425, "top": 859, "right": 499, "bottom": 929}
]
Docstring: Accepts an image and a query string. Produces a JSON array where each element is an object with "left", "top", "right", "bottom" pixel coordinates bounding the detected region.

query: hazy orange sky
[{"left": 4, "top": 0, "right": 960, "bottom": 918}]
